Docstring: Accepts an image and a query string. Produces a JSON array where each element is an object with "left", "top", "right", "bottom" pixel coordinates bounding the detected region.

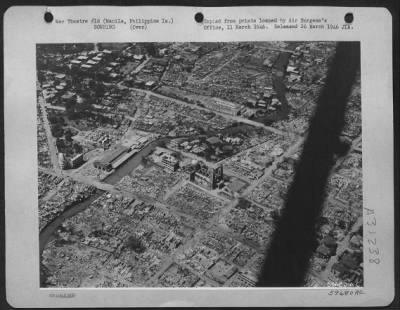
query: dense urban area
[{"left": 37, "top": 42, "right": 362, "bottom": 288}]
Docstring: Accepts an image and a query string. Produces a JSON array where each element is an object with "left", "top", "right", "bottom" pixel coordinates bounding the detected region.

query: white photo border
[{"left": 4, "top": 5, "right": 394, "bottom": 307}]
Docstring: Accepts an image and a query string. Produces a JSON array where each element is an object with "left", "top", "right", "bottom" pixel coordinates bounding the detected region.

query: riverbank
[
  {"left": 254, "top": 47, "right": 294, "bottom": 124},
  {"left": 39, "top": 137, "right": 172, "bottom": 256},
  {"left": 39, "top": 189, "right": 104, "bottom": 255}
]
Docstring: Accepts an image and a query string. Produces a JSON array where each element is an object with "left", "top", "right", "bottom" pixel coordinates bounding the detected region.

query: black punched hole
[
  {"left": 195, "top": 12, "right": 204, "bottom": 23},
  {"left": 44, "top": 11, "right": 54, "bottom": 23},
  {"left": 344, "top": 13, "right": 354, "bottom": 23}
]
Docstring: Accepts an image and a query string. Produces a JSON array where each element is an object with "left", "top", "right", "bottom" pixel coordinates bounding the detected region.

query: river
[
  {"left": 39, "top": 45, "right": 295, "bottom": 256},
  {"left": 39, "top": 189, "right": 104, "bottom": 255},
  {"left": 39, "top": 137, "right": 169, "bottom": 256},
  {"left": 254, "top": 44, "right": 296, "bottom": 124}
]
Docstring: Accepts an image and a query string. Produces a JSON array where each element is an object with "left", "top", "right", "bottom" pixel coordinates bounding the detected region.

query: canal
[
  {"left": 39, "top": 137, "right": 170, "bottom": 256},
  {"left": 254, "top": 44, "right": 296, "bottom": 124},
  {"left": 39, "top": 189, "right": 104, "bottom": 255}
]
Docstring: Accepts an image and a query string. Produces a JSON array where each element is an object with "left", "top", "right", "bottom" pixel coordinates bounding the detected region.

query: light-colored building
[
  {"left": 134, "top": 54, "right": 144, "bottom": 61},
  {"left": 55, "top": 73, "right": 66, "bottom": 80},
  {"left": 58, "top": 153, "right": 68, "bottom": 170},
  {"left": 70, "top": 60, "right": 82, "bottom": 66},
  {"left": 70, "top": 153, "right": 84, "bottom": 168},
  {"left": 203, "top": 98, "right": 243, "bottom": 116},
  {"left": 77, "top": 55, "right": 89, "bottom": 61},
  {"left": 94, "top": 144, "right": 129, "bottom": 172},
  {"left": 81, "top": 64, "right": 93, "bottom": 70},
  {"left": 160, "top": 154, "right": 179, "bottom": 171}
]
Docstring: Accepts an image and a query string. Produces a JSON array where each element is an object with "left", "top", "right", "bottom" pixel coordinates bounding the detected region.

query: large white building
[{"left": 203, "top": 98, "right": 243, "bottom": 116}]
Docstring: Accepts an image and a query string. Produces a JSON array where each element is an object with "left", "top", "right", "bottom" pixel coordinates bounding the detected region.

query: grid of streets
[{"left": 37, "top": 42, "right": 362, "bottom": 288}]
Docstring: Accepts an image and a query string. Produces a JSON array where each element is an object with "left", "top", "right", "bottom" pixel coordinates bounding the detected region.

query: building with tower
[{"left": 189, "top": 161, "right": 224, "bottom": 190}]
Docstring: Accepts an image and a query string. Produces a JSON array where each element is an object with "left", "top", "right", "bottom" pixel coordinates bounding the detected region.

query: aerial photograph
[{"left": 37, "top": 41, "right": 362, "bottom": 288}]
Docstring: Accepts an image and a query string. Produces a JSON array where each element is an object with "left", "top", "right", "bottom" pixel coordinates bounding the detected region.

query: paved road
[
  {"left": 242, "top": 136, "right": 305, "bottom": 196},
  {"left": 124, "top": 86, "right": 286, "bottom": 136},
  {"left": 131, "top": 56, "right": 150, "bottom": 74},
  {"left": 197, "top": 50, "right": 241, "bottom": 82},
  {"left": 38, "top": 93, "right": 62, "bottom": 175},
  {"left": 113, "top": 77, "right": 286, "bottom": 136}
]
